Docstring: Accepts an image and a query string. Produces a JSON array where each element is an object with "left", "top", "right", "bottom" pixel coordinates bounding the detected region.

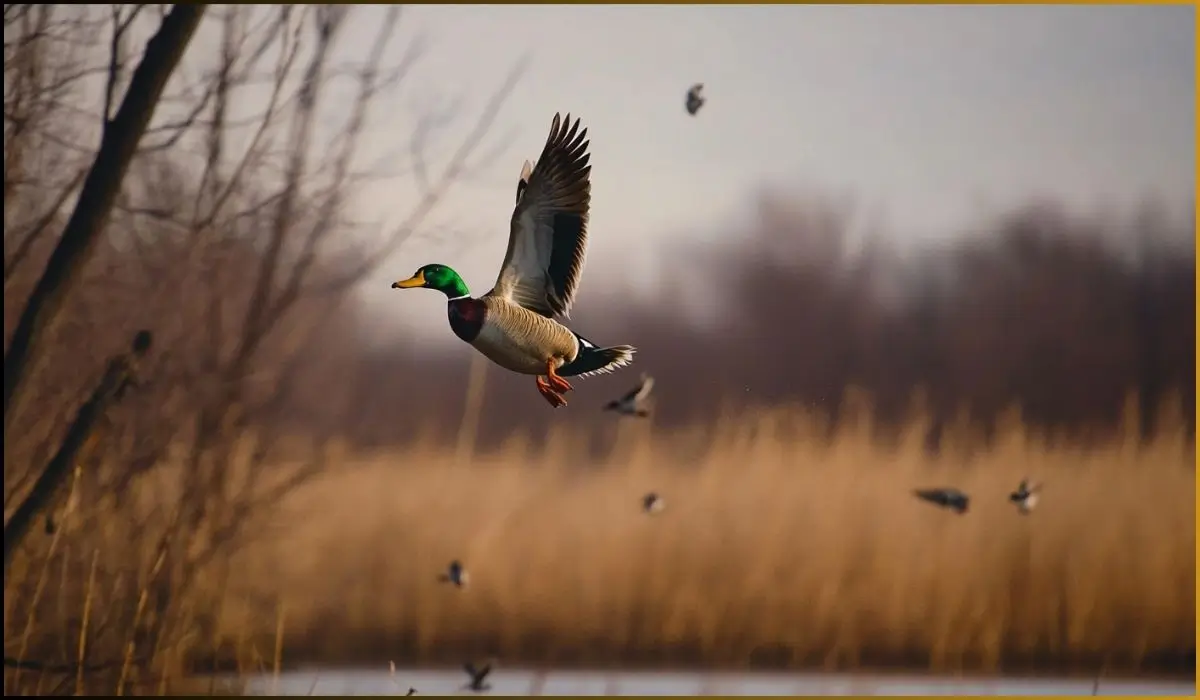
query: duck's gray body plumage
[{"left": 467, "top": 297, "right": 629, "bottom": 379}]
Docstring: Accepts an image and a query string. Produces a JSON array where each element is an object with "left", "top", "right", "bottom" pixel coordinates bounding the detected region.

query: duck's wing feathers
[
  {"left": 514, "top": 159, "right": 533, "bottom": 205},
  {"left": 487, "top": 113, "right": 592, "bottom": 319},
  {"left": 625, "top": 373, "right": 654, "bottom": 402}
]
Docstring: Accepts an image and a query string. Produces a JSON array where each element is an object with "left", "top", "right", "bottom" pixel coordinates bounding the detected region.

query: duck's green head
[{"left": 392, "top": 263, "right": 470, "bottom": 299}]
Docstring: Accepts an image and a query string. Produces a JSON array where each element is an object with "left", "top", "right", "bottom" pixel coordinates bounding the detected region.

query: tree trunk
[{"left": 2, "top": 4, "right": 207, "bottom": 432}]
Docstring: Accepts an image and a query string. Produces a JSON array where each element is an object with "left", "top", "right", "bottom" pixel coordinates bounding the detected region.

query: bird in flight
[
  {"left": 438, "top": 559, "right": 469, "bottom": 588},
  {"left": 642, "top": 491, "right": 665, "bottom": 515},
  {"left": 1009, "top": 478, "right": 1042, "bottom": 514},
  {"left": 913, "top": 487, "right": 970, "bottom": 514},
  {"left": 685, "top": 83, "right": 705, "bottom": 116},
  {"left": 391, "top": 113, "right": 635, "bottom": 409},
  {"left": 604, "top": 373, "right": 655, "bottom": 417},
  {"left": 463, "top": 660, "right": 494, "bottom": 692}
]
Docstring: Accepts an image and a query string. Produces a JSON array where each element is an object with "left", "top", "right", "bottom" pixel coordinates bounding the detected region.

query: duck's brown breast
[{"left": 447, "top": 297, "right": 487, "bottom": 343}]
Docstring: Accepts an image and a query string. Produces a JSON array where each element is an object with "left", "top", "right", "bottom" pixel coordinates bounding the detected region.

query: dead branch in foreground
[{"left": 3, "top": 330, "right": 152, "bottom": 575}]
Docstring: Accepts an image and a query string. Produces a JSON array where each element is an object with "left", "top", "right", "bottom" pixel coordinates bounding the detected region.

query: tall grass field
[{"left": 4, "top": 398, "right": 1194, "bottom": 695}]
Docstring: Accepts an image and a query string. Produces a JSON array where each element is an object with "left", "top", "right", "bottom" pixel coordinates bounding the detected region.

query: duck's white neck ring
[{"left": 447, "top": 294, "right": 470, "bottom": 302}]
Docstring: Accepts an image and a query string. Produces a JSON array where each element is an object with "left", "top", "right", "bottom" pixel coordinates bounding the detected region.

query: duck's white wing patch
[{"left": 486, "top": 113, "right": 592, "bottom": 319}]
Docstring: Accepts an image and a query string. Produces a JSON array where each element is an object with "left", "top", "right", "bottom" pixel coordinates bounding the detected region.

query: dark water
[{"left": 232, "top": 669, "right": 1196, "bottom": 696}]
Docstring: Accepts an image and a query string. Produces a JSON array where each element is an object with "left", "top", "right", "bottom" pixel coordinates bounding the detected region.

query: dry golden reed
[
  {"left": 213, "top": 399, "right": 1195, "bottom": 674},
  {"left": 4, "top": 397, "right": 1194, "bottom": 692}
]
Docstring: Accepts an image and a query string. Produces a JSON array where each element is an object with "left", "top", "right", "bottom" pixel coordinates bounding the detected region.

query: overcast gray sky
[{"left": 317, "top": 4, "right": 1194, "bottom": 331}]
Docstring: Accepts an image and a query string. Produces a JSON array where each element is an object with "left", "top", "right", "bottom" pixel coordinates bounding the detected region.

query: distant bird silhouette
[
  {"left": 685, "top": 83, "right": 705, "bottom": 116},
  {"left": 642, "top": 491, "right": 665, "bottom": 515},
  {"left": 913, "top": 487, "right": 970, "bottom": 514},
  {"left": 463, "top": 660, "right": 494, "bottom": 692},
  {"left": 388, "top": 660, "right": 415, "bottom": 694},
  {"left": 1009, "top": 478, "right": 1041, "bottom": 514},
  {"left": 438, "top": 559, "right": 469, "bottom": 588},
  {"left": 604, "top": 373, "right": 654, "bottom": 417}
]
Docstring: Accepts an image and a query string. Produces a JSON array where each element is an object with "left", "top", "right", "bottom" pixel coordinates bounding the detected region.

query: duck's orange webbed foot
[
  {"left": 536, "top": 376, "right": 568, "bottom": 408},
  {"left": 545, "top": 359, "right": 574, "bottom": 394}
]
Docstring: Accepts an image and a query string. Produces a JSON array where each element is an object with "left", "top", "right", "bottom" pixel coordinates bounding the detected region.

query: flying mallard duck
[
  {"left": 392, "top": 113, "right": 636, "bottom": 409},
  {"left": 1009, "top": 478, "right": 1041, "bottom": 514},
  {"left": 685, "top": 83, "right": 705, "bottom": 116},
  {"left": 438, "top": 559, "right": 469, "bottom": 588},
  {"left": 462, "top": 660, "right": 494, "bottom": 692},
  {"left": 642, "top": 491, "right": 665, "bottom": 515},
  {"left": 605, "top": 373, "right": 654, "bottom": 417},
  {"left": 913, "top": 487, "right": 970, "bottom": 514}
]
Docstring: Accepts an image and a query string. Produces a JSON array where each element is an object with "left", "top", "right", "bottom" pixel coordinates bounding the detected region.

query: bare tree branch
[
  {"left": 3, "top": 4, "right": 206, "bottom": 431},
  {"left": 323, "top": 53, "right": 530, "bottom": 292},
  {"left": 3, "top": 168, "right": 86, "bottom": 280}
]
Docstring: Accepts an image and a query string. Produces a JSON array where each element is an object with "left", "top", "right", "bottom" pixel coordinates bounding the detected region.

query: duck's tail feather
[{"left": 559, "top": 333, "right": 636, "bottom": 379}]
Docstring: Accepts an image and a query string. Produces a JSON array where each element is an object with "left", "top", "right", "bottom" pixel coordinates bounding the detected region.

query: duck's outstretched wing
[
  {"left": 486, "top": 113, "right": 592, "bottom": 319},
  {"left": 619, "top": 373, "right": 654, "bottom": 403},
  {"left": 633, "top": 373, "right": 655, "bottom": 401}
]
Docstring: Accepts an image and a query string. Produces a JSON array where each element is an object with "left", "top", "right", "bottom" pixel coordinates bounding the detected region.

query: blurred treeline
[{"left": 343, "top": 196, "right": 1195, "bottom": 452}]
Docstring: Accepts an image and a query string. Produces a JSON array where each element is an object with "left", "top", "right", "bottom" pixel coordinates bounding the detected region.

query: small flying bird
[
  {"left": 685, "top": 83, "right": 705, "bottom": 116},
  {"left": 438, "top": 559, "right": 469, "bottom": 588},
  {"left": 913, "top": 487, "right": 970, "bottom": 514},
  {"left": 388, "top": 660, "right": 415, "bottom": 694},
  {"left": 1009, "top": 478, "right": 1042, "bottom": 514},
  {"left": 642, "top": 491, "right": 665, "bottom": 515},
  {"left": 604, "top": 373, "right": 654, "bottom": 417},
  {"left": 391, "top": 113, "right": 636, "bottom": 409},
  {"left": 463, "top": 660, "right": 494, "bottom": 692}
]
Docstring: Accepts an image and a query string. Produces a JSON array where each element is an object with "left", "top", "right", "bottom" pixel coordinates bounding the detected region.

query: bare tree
[
  {"left": 3, "top": 4, "right": 205, "bottom": 429},
  {"left": 3, "top": 5, "right": 524, "bottom": 689}
]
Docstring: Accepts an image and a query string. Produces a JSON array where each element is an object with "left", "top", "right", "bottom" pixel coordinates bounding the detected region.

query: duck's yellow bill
[{"left": 392, "top": 271, "right": 426, "bottom": 289}]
